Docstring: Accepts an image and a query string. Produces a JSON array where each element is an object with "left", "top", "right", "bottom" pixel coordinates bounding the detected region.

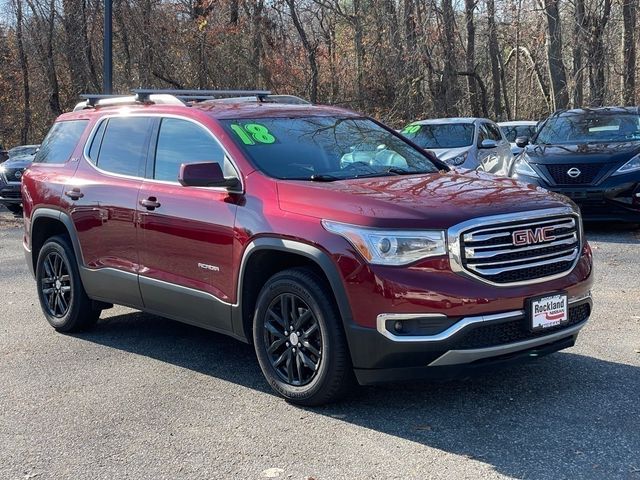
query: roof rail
[
  {"left": 73, "top": 88, "right": 274, "bottom": 111},
  {"left": 132, "top": 89, "right": 272, "bottom": 102}
]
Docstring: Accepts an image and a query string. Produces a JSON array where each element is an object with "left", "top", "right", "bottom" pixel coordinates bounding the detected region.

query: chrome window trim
[
  {"left": 447, "top": 206, "right": 583, "bottom": 287},
  {"left": 376, "top": 293, "right": 590, "bottom": 342},
  {"left": 81, "top": 112, "right": 244, "bottom": 194}
]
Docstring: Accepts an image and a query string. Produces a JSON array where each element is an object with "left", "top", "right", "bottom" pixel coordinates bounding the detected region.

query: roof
[
  {"left": 59, "top": 98, "right": 359, "bottom": 122},
  {"left": 413, "top": 117, "right": 485, "bottom": 125},
  {"left": 193, "top": 101, "right": 359, "bottom": 120},
  {"left": 552, "top": 106, "right": 640, "bottom": 116},
  {"left": 497, "top": 121, "right": 537, "bottom": 126}
]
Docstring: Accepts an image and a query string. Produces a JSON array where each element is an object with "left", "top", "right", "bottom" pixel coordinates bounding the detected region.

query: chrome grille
[{"left": 449, "top": 209, "right": 581, "bottom": 286}]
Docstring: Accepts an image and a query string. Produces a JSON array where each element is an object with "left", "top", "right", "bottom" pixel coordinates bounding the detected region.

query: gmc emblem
[{"left": 512, "top": 226, "right": 555, "bottom": 246}]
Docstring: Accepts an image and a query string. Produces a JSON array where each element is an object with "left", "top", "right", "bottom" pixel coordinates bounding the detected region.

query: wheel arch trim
[
  {"left": 232, "top": 237, "right": 355, "bottom": 342},
  {"left": 30, "top": 207, "right": 84, "bottom": 269}
]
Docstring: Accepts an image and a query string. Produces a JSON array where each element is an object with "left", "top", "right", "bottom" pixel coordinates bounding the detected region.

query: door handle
[
  {"left": 64, "top": 188, "right": 84, "bottom": 200},
  {"left": 139, "top": 197, "right": 161, "bottom": 210}
]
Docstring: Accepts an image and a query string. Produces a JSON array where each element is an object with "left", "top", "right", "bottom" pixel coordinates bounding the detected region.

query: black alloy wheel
[
  {"left": 263, "top": 292, "right": 323, "bottom": 386},
  {"left": 253, "top": 267, "right": 353, "bottom": 406},
  {"left": 40, "top": 251, "right": 73, "bottom": 318},
  {"left": 36, "top": 235, "right": 101, "bottom": 332}
]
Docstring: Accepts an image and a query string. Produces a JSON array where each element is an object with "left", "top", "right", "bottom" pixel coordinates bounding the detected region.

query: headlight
[
  {"left": 513, "top": 153, "right": 539, "bottom": 178},
  {"left": 444, "top": 152, "right": 468, "bottom": 166},
  {"left": 612, "top": 154, "right": 640, "bottom": 176},
  {"left": 322, "top": 220, "right": 446, "bottom": 265}
]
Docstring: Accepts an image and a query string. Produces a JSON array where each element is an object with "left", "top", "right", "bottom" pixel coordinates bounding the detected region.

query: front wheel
[
  {"left": 5, "top": 204, "right": 22, "bottom": 214},
  {"left": 35, "top": 235, "right": 100, "bottom": 332},
  {"left": 253, "top": 267, "right": 353, "bottom": 406}
]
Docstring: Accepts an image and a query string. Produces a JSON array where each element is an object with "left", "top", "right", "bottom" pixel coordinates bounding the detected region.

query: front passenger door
[{"left": 137, "top": 117, "right": 240, "bottom": 333}]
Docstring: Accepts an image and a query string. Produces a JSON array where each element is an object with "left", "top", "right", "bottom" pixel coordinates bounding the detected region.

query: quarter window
[
  {"left": 154, "top": 118, "right": 225, "bottom": 182},
  {"left": 93, "top": 117, "right": 153, "bottom": 177},
  {"left": 33, "top": 120, "right": 89, "bottom": 164}
]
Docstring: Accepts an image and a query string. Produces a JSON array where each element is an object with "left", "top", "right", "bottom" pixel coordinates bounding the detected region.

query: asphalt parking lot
[{"left": 0, "top": 206, "right": 639, "bottom": 480}]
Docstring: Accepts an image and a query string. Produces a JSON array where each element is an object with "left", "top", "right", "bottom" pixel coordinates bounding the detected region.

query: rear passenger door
[
  {"left": 136, "top": 116, "right": 240, "bottom": 333},
  {"left": 67, "top": 115, "right": 154, "bottom": 308}
]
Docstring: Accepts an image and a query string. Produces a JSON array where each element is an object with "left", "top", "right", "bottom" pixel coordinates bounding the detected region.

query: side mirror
[
  {"left": 515, "top": 136, "right": 529, "bottom": 148},
  {"left": 178, "top": 162, "right": 240, "bottom": 190},
  {"left": 479, "top": 139, "right": 498, "bottom": 149}
]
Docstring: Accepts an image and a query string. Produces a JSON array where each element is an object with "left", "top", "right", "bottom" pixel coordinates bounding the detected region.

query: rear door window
[
  {"left": 33, "top": 120, "right": 89, "bottom": 164},
  {"left": 92, "top": 117, "right": 153, "bottom": 177}
]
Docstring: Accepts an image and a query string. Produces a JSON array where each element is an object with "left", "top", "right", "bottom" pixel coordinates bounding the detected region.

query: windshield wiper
[{"left": 309, "top": 174, "right": 341, "bottom": 182}]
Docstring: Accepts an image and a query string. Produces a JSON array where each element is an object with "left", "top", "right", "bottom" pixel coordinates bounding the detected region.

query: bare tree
[
  {"left": 542, "top": 0, "right": 570, "bottom": 110},
  {"left": 12, "top": 0, "right": 31, "bottom": 143},
  {"left": 621, "top": 0, "right": 636, "bottom": 105},
  {"left": 285, "top": 0, "right": 319, "bottom": 103},
  {"left": 486, "top": 0, "right": 503, "bottom": 118},
  {"left": 464, "top": 0, "right": 480, "bottom": 116}
]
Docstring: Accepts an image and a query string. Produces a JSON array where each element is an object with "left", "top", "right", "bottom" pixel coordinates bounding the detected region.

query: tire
[
  {"left": 35, "top": 235, "right": 100, "bottom": 332},
  {"left": 6, "top": 204, "right": 22, "bottom": 214},
  {"left": 253, "top": 267, "right": 353, "bottom": 406}
]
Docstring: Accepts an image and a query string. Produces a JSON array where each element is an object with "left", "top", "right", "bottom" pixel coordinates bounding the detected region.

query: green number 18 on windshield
[{"left": 230, "top": 123, "right": 277, "bottom": 145}]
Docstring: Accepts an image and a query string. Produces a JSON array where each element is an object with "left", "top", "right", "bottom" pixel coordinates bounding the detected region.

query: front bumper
[
  {"left": 0, "top": 182, "right": 22, "bottom": 205},
  {"left": 514, "top": 172, "right": 640, "bottom": 222},
  {"left": 349, "top": 295, "right": 591, "bottom": 385}
]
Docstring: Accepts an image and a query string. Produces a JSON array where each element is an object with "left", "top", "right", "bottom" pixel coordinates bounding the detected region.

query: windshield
[
  {"left": 500, "top": 125, "right": 536, "bottom": 143},
  {"left": 220, "top": 116, "right": 440, "bottom": 180},
  {"left": 536, "top": 113, "right": 640, "bottom": 144},
  {"left": 401, "top": 123, "right": 475, "bottom": 149}
]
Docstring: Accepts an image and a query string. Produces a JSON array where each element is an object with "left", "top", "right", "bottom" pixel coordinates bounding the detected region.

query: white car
[
  {"left": 400, "top": 117, "right": 514, "bottom": 176},
  {"left": 498, "top": 121, "right": 538, "bottom": 155}
]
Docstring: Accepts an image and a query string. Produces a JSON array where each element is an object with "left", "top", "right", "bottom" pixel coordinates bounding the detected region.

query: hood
[
  {"left": 525, "top": 141, "right": 640, "bottom": 165},
  {"left": 428, "top": 146, "right": 471, "bottom": 161},
  {"left": 277, "top": 170, "right": 574, "bottom": 230},
  {"left": 3, "top": 155, "right": 34, "bottom": 169}
]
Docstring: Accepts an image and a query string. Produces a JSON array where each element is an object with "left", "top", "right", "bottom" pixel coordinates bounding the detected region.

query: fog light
[{"left": 394, "top": 321, "right": 403, "bottom": 332}]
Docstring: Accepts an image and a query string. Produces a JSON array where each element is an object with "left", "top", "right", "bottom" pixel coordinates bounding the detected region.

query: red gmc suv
[{"left": 22, "top": 90, "right": 593, "bottom": 405}]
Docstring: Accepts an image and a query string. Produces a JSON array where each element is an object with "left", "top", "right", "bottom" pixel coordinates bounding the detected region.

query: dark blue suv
[{"left": 512, "top": 107, "right": 640, "bottom": 222}]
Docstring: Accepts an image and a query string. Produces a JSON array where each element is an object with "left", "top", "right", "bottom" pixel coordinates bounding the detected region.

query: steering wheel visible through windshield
[
  {"left": 220, "top": 116, "right": 441, "bottom": 181},
  {"left": 536, "top": 113, "right": 640, "bottom": 144}
]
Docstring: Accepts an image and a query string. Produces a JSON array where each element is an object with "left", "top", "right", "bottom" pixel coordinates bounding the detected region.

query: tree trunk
[
  {"left": 572, "top": 0, "right": 585, "bottom": 107},
  {"left": 139, "top": 0, "right": 153, "bottom": 86},
  {"left": 13, "top": 0, "right": 30, "bottom": 143},
  {"left": 621, "top": 0, "right": 635, "bottom": 105},
  {"left": 440, "top": 0, "right": 459, "bottom": 116},
  {"left": 542, "top": 0, "right": 569, "bottom": 110},
  {"left": 486, "top": 0, "right": 502, "bottom": 119},
  {"left": 353, "top": 0, "right": 365, "bottom": 108},
  {"left": 285, "top": 0, "right": 319, "bottom": 103},
  {"left": 464, "top": 0, "right": 479, "bottom": 116},
  {"left": 585, "top": 0, "right": 611, "bottom": 106}
]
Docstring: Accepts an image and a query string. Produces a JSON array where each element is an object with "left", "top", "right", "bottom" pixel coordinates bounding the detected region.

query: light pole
[{"left": 103, "top": 0, "right": 113, "bottom": 94}]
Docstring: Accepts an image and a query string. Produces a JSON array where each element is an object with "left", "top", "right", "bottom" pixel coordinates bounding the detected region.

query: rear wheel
[
  {"left": 253, "top": 267, "right": 353, "bottom": 406},
  {"left": 36, "top": 235, "right": 100, "bottom": 332}
]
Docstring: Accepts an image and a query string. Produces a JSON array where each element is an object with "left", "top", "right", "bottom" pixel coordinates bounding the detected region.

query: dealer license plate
[{"left": 529, "top": 293, "right": 568, "bottom": 331}]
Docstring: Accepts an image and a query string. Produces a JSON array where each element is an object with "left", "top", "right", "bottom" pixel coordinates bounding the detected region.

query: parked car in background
[
  {"left": 512, "top": 107, "right": 640, "bottom": 222},
  {"left": 401, "top": 118, "right": 514, "bottom": 175},
  {"left": 499, "top": 121, "right": 538, "bottom": 155},
  {"left": 0, "top": 144, "right": 39, "bottom": 213},
  {"left": 21, "top": 90, "right": 593, "bottom": 406},
  {"left": 7, "top": 144, "right": 39, "bottom": 159}
]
